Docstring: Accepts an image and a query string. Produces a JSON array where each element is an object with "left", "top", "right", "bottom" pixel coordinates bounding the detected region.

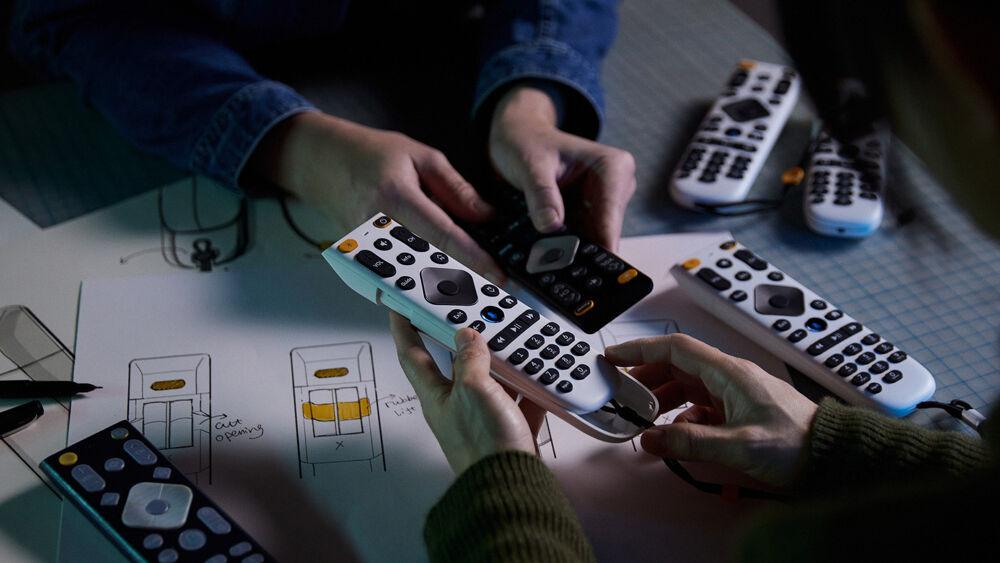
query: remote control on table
[
  {"left": 670, "top": 59, "right": 801, "bottom": 210},
  {"left": 671, "top": 240, "right": 935, "bottom": 416},
  {"left": 464, "top": 185, "right": 653, "bottom": 334},
  {"left": 40, "top": 421, "right": 271, "bottom": 563},
  {"left": 322, "top": 213, "right": 658, "bottom": 441},
  {"left": 803, "top": 126, "right": 889, "bottom": 238}
]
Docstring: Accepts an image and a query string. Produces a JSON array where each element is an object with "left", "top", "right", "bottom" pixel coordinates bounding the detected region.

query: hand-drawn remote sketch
[
  {"left": 536, "top": 415, "right": 556, "bottom": 459},
  {"left": 599, "top": 317, "right": 682, "bottom": 452},
  {"left": 127, "top": 354, "right": 212, "bottom": 484},
  {"left": 291, "top": 342, "right": 386, "bottom": 477}
]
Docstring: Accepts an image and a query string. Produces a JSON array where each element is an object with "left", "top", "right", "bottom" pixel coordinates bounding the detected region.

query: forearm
[
  {"left": 796, "top": 398, "right": 992, "bottom": 495},
  {"left": 10, "top": 0, "right": 316, "bottom": 189},
  {"left": 425, "top": 451, "right": 595, "bottom": 563},
  {"left": 474, "top": 0, "right": 620, "bottom": 139}
]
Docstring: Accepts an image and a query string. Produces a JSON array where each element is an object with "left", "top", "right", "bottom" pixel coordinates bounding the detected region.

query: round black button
[
  {"left": 480, "top": 306, "right": 504, "bottom": 323},
  {"left": 866, "top": 382, "right": 882, "bottom": 394},
  {"left": 541, "top": 322, "right": 560, "bottom": 336},
  {"left": 805, "top": 317, "right": 827, "bottom": 332},
  {"left": 825, "top": 310, "right": 844, "bottom": 321},
  {"left": 397, "top": 252, "right": 415, "bottom": 265},
  {"left": 772, "top": 319, "right": 791, "bottom": 331},
  {"left": 525, "top": 334, "right": 544, "bottom": 349},
  {"left": 373, "top": 216, "right": 391, "bottom": 228},
  {"left": 431, "top": 252, "right": 449, "bottom": 264},
  {"left": 538, "top": 273, "right": 556, "bottom": 287},
  {"left": 540, "top": 344, "right": 560, "bottom": 360},
  {"left": 716, "top": 259, "right": 732, "bottom": 268},
  {"left": 556, "top": 332, "right": 575, "bottom": 346},
  {"left": 437, "top": 280, "right": 460, "bottom": 296},
  {"left": 768, "top": 295, "right": 790, "bottom": 309},
  {"left": 725, "top": 127, "right": 741, "bottom": 137},
  {"left": 571, "top": 365, "right": 591, "bottom": 380},
  {"left": 395, "top": 276, "right": 415, "bottom": 291},
  {"left": 810, "top": 300, "right": 827, "bottom": 310},
  {"left": 374, "top": 238, "right": 392, "bottom": 251},
  {"left": 730, "top": 290, "right": 747, "bottom": 302},
  {"left": 843, "top": 343, "right": 862, "bottom": 356},
  {"left": 499, "top": 296, "right": 517, "bottom": 309},
  {"left": 556, "top": 381, "right": 573, "bottom": 394},
  {"left": 507, "top": 251, "right": 526, "bottom": 265},
  {"left": 570, "top": 266, "right": 588, "bottom": 278},
  {"left": 447, "top": 309, "right": 467, "bottom": 324},
  {"left": 468, "top": 320, "right": 486, "bottom": 333},
  {"left": 539, "top": 369, "right": 560, "bottom": 385},
  {"left": 571, "top": 342, "right": 590, "bottom": 356},
  {"left": 508, "top": 348, "right": 528, "bottom": 365},
  {"left": 735, "top": 271, "right": 751, "bottom": 281},
  {"left": 581, "top": 243, "right": 599, "bottom": 255},
  {"left": 585, "top": 277, "right": 603, "bottom": 290},
  {"left": 481, "top": 284, "right": 499, "bottom": 297},
  {"left": 767, "top": 271, "right": 784, "bottom": 282}
]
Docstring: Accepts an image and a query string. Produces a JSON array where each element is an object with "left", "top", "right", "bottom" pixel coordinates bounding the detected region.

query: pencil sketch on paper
[
  {"left": 127, "top": 353, "right": 213, "bottom": 484},
  {"left": 291, "top": 342, "right": 386, "bottom": 477}
]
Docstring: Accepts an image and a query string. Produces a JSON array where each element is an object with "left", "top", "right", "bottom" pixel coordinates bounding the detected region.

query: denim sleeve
[
  {"left": 474, "top": 0, "right": 619, "bottom": 139},
  {"left": 8, "top": 0, "right": 317, "bottom": 190}
]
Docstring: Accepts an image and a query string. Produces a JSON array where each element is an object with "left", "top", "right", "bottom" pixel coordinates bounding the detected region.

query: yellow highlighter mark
[
  {"left": 150, "top": 379, "right": 186, "bottom": 391},
  {"left": 302, "top": 398, "right": 371, "bottom": 421},
  {"left": 314, "top": 367, "right": 349, "bottom": 379}
]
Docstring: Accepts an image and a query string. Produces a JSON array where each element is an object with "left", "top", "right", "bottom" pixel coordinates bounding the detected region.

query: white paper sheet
[
  {"left": 0, "top": 198, "right": 39, "bottom": 248},
  {"left": 63, "top": 232, "right": 789, "bottom": 562}
]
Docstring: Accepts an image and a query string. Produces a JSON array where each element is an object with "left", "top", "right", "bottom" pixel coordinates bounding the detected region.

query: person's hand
[
  {"left": 248, "top": 112, "right": 504, "bottom": 282},
  {"left": 389, "top": 312, "right": 546, "bottom": 474},
  {"left": 488, "top": 85, "right": 637, "bottom": 251},
  {"left": 605, "top": 334, "right": 818, "bottom": 487}
]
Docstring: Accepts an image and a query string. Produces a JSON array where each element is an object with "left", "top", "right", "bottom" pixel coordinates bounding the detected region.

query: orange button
[
  {"left": 574, "top": 300, "right": 595, "bottom": 316},
  {"left": 719, "top": 241, "right": 737, "bottom": 250},
  {"left": 781, "top": 166, "right": 805, "bottom": 186},
  {"left": 681, "top": 258, "right": 700, "bottom": 270},
  {"left": 336, "top": 239, "right": 358, "bottom": 253},
  {"left": 58, "top": 452, "right": 78, "bottom": 466},
  {"left": 738, "top": 59, "right": 756, "bottom": 70},
  {"left": 617, "top": 268, "right": 638, "bottom": 284},
  {"left": 372, "top": 216, "right": 392, "bottom": 228}
]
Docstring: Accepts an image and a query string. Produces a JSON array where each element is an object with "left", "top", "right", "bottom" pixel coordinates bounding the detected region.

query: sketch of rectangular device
[
  {"left": 291, "top": 342, "right": 386, "bottom": 477},
  {"left": 127, "top": 354, "right": 212, "bottom": 484}
]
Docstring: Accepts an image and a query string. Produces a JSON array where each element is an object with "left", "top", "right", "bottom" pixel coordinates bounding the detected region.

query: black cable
[
  {"left": 916, "top": 400, "right": 986, "bottom": 434},
  {"left": 609, "top": 399, "right": 788, "bottom": 502}
]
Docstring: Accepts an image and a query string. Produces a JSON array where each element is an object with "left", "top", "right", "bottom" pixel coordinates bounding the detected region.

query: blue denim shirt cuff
[
  {"left": 473, "top": 39, "right": 604, "bottom": 140},
  {"left": 190, "top": 80, "right": 317, "bottom": 190}
]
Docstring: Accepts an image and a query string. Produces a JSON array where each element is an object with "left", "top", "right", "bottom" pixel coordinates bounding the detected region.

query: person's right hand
[
  {"left": 247, "top": 112, "right": 505, "bottom": 283},
  {"left": 605, "top": 334, "right": 818, "bottom": 487}
]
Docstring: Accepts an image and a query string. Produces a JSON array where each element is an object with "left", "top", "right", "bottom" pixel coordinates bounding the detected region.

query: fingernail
[
  {"left": 531, "top": 207, "right": 561, "bottom": 232},
  {"left": 640, "top": 429, "right": 665, "bottom": 453},
  {"left": 455, "top": 329, "right": 476, "bottom": 349}
]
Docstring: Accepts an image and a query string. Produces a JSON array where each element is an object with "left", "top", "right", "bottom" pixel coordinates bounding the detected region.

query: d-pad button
[
  {"left": 420, "top": 268, "right": 477, "bottom": 306},
  {"left": 753, "top": 284, "right": 805, "bottom": 316}
]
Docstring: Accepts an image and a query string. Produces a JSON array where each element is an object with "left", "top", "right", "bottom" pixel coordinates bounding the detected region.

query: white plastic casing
[
  {"left": 804, "top": 128, "right": 888, "bottom": 238},
  {"left": 671, "top": 240, "right": 935, "bottom": 417},
  {"left": 670, "top": 59, "right": 801, "bottom": 209}
]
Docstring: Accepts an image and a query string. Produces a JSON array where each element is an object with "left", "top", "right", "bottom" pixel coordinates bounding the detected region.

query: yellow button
[
  {"left": 372, "top": 216, "right": 392, "bottom": 228},
  {"left": 337, "top": 239, "right": 358, "bottom": 253},
  {"left": 681, "top": 258, "right": 700, "bottom": 270},
  {"left": 782, "top": 166, "right": 805, "bottom": 186},
  {"left": 719, "top": 241, "right": 737, "bottom": 250},
  {"left": 573, "top": 300, "right": 595, "bottom": 317},
  {"left": 738, "top": 59, "right": 756, "bottom": 70},
  {"left": 58, "top": 452, "right": 78, "bottom": 466},
  {"left": 617, "top": 268, "right": 638, "bottom": 284}
]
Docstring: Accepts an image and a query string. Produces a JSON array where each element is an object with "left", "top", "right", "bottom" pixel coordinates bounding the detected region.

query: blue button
[
  {"left": 178, "top": 529, "right": 207, "bottom": 551},
  {"left": 229, "top": 542, "right": 252, "bottom": 557},
  {"left": 70, "top": 464, "right": 106, "bottom": 493},
  {"left": 124, "top": 439, "right": 157, "bottom": 466},
  {"left": 158, "top": 548, "right": 178, "bottom": 563},
  {"left": 104, "top": 458, "right": 125, "bottom": 472},
  {"left": 142, "top": 534, "right": 164, "bottom": 550},
  {"left": 110, "top": 427, "right": 129, "bottom": 440},
  {"left": 205, "top": 556, "right": 227, "bottom": 563},
  {"left": 153, "top": 467, "right": 172, "bottom": 480},
  {"left": 242, "top": 555, "right": 264, "bottom": 563},
  {"left": 805, "top": 317, "right": 828, "bottom": 332},
  {"left": 100, "top": 492, "right": 120, "bottom": 506},
  {"left": 480, "top": 306, "right": 504, "bottom": 323},
  {"left": 146, "top": 499, "right": 170, "bottom": 515}
]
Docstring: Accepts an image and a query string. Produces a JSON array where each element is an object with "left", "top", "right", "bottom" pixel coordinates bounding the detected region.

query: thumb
[
  {"left": 508, "top": 155, "right": 564, "bottom": 233},
  {"left": 452, "top": 328, "right": 493, "bottom": 387},
  {"left": 640, "top": 423, "right": 740, "bottom": 465}
]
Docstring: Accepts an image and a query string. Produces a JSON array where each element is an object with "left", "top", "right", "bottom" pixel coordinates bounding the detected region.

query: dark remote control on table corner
[{"left": 466, "top": 181, "right": 653, "bottom": 334}]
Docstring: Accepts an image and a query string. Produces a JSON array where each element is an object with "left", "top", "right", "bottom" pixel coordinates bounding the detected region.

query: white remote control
[
  {"left": 671, "top": 240, "right": 935, "bottom": 416},
  {"left": 322, "top": 213, "right": 659, "bottom": 442},
  {"left": 670, "top": 59, "right": 801, "bottom": 210},
  {"left": 803, "top": 127, "right": 888, "bottom": 238}
]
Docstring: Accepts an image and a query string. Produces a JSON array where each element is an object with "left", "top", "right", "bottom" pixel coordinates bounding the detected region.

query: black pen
[
  {"left": 0, "top": 380, "right": 103, "bottom": 399},
  {"left": 0, "top": 400, "right": 44, "bottom": 437}
]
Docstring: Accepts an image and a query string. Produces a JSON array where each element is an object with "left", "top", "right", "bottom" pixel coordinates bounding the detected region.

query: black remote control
[
  {"left": 467, "top": 182, "right": 653, "bottom": 333},
  {"left": 41, "top": 420, "right": 272, "bottom": 563}
]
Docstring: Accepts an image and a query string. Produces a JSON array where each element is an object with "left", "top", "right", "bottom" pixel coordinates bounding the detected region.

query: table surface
[{"left": 0, "top": 0, "right": 996, "bottom": 442}]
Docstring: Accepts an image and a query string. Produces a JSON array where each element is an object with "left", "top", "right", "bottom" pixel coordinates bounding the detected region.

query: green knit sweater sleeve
[
  {"left": 424, "top": 451, "right": 596, "bottom": 563},
  {"left": 796, "top": 398, "right": 992, "bottom": 495}
]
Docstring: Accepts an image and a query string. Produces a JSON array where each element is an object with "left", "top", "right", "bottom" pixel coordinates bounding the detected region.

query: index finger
[{"left": 604, "top": 333, "right": 744, "bottom": 398}]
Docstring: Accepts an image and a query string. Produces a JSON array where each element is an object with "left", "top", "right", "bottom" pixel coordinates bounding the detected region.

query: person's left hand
[
  {"left": 389, "top": 312, "right": 546, "bottom": 474},
  {"left": 488, "top": 85, "right": 637, "bottom": 251}
]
